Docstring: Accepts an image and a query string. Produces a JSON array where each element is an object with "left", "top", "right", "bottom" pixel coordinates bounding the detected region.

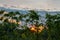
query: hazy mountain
[
  {"left": 0, "top": 6, "right": 60, "bottom": 15},
  {"left": 0, "top": 7, "right": 29, "bottom": 14}
]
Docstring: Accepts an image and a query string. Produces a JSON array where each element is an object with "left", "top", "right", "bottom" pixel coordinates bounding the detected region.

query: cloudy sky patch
[{"left": 0, "top": 0, "right": 60, "bottom": 10}]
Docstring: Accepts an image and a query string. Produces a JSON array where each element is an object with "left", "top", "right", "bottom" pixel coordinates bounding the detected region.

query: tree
[
  {"left": 46, "top": 13, "right": 60, "bottom": 40},
  {"left": 0, "top": 10, "right": 5, "bottom": 14}
]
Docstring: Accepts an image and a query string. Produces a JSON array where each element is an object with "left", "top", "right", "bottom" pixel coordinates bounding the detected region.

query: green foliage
[
  {"left": 46, "top": 13, "right": 60, "bottom": 40},
  {"left": 29, "top": 10, "right": 39, "bottom": 20},
  {"left": 0, "top": 10, "right": 60, "bottom": 40},
  {"left": 0, "top": 10, "right": 5, "bottom": 14}
]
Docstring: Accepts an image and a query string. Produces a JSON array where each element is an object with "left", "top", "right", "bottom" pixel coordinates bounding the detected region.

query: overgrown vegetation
[{"left": 0, "top": 10, "right": 60, "bottom": 40}]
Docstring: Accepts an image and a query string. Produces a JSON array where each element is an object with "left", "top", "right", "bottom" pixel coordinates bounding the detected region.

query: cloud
[
  {"left": 0, "top": 0, "right": 60, "bottom": 10},
  {"left": 47, "top": 0, "right": 60, "bottom": 9}
]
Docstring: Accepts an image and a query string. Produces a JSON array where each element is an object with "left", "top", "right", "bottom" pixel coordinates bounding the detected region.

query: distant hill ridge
[{"left": 0, "top": 7, "right": 60, "bottom": 14}]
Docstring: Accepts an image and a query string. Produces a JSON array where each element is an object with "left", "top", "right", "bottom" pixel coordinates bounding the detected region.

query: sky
[{"left": 0, "top": 0, "right": 60, "bottom": 10}]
